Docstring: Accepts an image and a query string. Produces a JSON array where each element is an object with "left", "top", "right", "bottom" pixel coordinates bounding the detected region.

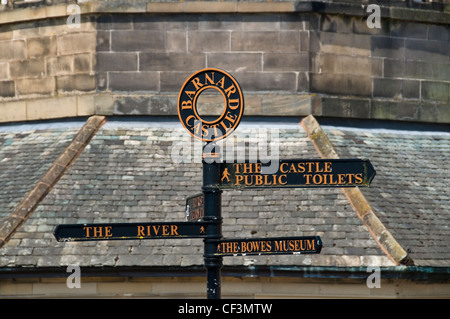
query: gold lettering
[
  {"left": 278, "top": 174, "right": 287, "bottom": 185},
  {"left": 355, "top": 173, "right": 363, "bottom": 184},
  {"left": 181, "top": 100, "right": 192, "bottom": 110},
  {"left": 243, "top": 163, "right": 253, "bottom": 174},
  {"left": 304, "top": 174, "right": 312, "bottom": 185},
  {"left": 162, "top": 225, "right": 169, "bottom": 236},
  {"left": 219, "top": 120, "right": 232, "bottom": 132},
  {"left": 224, "top": 84, "right": 236, "bottom": 97},
  {"left": 263, "top": 174, "right": 272, "bottom": 186},
  {"left": 236, "top": 175, "right": 243, "bottom": 186},
  {"left": 289, "top": 163, "right": 297, "bottom": 173},
  {"left": 84, "top": 227, "right": 92, "bottom": 238},
  {"left": 280, "top": 162, "right": 288, "bottom": 174},
  {"left": 261, "top": 241, "right": 266, "bottom": 251},
  {"left": 298, "top": 162, "right": 305, "bottom": 173},
  {"left": 225, "top": 241, "right": 233, "bottom": 253},
  {"left": 228, "top": 99, "right": 240, "bottom": 110},
  {"left": 255, "top": 175, "right": 263, "bottom": 185},
  {"left": 201, "top": 124, "right": 209, "bottom": 138},
  {"left": 93, "top": 227, "right": 103, "bottom": 237},
  {"left": 184, "top": 91, "right": 196, "bottom": 100},
  {"left": 327, "top": 174, "right": 338, "bottom": 185},
  {"left": 205, "top": 72, "right": 215, "bottom": 85},
  {"left": 274, "top": 240, "right": 282, "bottom": 251},
  {"left": 347, "top": 173, "right": 354, "bottom": 184},
  {"left": 152, "top": 225, "right": 160, "bottom": 236},
  {"left": 324, "top": 162, "right": 332, "bottom": 173},
  {"left": 185, "top": 115, "right": 195, "bottom": 127},
  {"left": 312, "top": 174, "right": 322, "bottom": 184},
  {"left": 105, "top": 226, "right": 112, "bottom": 237},
  {"left": 224, "top": 112, "right": 237, "bottom": 125},
  {"left": 191, "top": 77, "right": 203, "bottom": 90},
  {"left": 300, "top": 240, "right": 306, "bottom": 250},
  {"left": 289, "top": 240, "right": 295, "bottom": 251},
  {"left": 315, "top": 162, "right": 324, "bottom": 173},
  {"left": 216, "top": 76, "right": 225, "bottom": 89},
  {"left": 83, "top": 226, "right": 112, "bottom": 238},
  {"left": 193, "top": 121, "right": 201, "bottom": 135},
  {"left": 307, "top": 239, "right": 315, "bottom": 251}
]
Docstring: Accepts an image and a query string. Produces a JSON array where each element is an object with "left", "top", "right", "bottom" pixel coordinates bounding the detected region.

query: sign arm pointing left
[{"left": 53, "top": 221, "right": 213, "bottom": 242}]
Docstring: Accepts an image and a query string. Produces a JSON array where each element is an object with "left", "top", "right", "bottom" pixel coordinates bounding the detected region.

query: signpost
[
  {"left": 218, "top": 159, "right": 376, "bottom": 189},
  {"left": 54, "top": 68, "right": 376, "bottom": 300}
]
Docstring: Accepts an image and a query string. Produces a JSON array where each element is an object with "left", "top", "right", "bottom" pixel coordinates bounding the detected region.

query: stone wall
[
  {"left": 0, "top": 16, "right": 96, "bottom": 96},
  {"left": 310, "top": 14, "right": 449, "bottom": 122},
  {"left": 0, "top": 1, "right": 448, "bottom": 123},
  {"left": 0, "top": 15, "right": 97, "bottom": 121}
]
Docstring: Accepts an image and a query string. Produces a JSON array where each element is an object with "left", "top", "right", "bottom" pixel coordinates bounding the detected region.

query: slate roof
[
  {"left": 324, "top": 126, "right": 450, "bottom": 267},
  {"left": 0, "top": 125, "right": 80, "bottom": 219},
  {"left": 0, "top": 116, "right": 449, "bottom": 272}
]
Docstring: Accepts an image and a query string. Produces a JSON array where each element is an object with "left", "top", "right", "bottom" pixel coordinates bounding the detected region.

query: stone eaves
[
  {"left": 1, "top": 1, "right": 448, "bottom": 25},
  {"left": 0, "top": 115, "right": 106, "bottom": 248},
  {"left": 301, "top": 115, "right": 412, "bottom": 266}
]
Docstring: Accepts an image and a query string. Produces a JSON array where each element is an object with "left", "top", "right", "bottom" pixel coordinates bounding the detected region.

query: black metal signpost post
[
  {"left": 177, "top": 68, "right": 246, "bottom": 299},
  {"left": 202, "top": 143, "right": 223, "bottom": 299},
  {"left": 53, "top": 68, "right": 375, "bottom": 300}
]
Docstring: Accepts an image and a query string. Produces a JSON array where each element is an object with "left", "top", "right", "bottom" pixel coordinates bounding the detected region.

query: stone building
[{"left": 0, "top": 0, "right": 449, "bottom": 298}]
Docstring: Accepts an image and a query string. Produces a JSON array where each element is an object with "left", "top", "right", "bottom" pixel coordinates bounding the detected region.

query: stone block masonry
[
  {"left": 0, "top": 2, "right": 448, "bottom": 123},
  {"left": 95, "top": 12, "right": 449, "bottom": 123},
  {"left": 96, "top": 13, "right": 310, "bottom": 95},
  {"left": 309, "top": 15, "right": 449, "bottom": 122},
  {"left": 94, "top": 12, "right": 317, "bottom": 117},
  {"left": 0, "top": 16, "right": 96, "bottom": 101}
]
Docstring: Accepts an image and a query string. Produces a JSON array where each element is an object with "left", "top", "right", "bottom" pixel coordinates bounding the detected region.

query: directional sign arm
[
  {"left": 54, "top": 221, "right": 212, "bottom": 242},
  {"left": 218, "top": 159, "right": 376, "bottom": 189}
]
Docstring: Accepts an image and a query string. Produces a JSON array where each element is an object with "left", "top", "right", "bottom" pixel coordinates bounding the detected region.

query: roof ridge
[
  {"left": 0, "top": 115, "right": 107, "bottom": 248},
  {"left": 300, "top": 115, "right": 414, "bottom": 266}
]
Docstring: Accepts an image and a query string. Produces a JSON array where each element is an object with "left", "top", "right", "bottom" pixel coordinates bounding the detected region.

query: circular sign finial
[{"left": 177, "top": 68, "right": 244, "bottom": 142}]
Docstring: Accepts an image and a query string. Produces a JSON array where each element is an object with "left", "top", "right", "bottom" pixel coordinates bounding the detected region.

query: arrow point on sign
[{"left": 365, "top": 160, "right": 377, "bottom": 186}]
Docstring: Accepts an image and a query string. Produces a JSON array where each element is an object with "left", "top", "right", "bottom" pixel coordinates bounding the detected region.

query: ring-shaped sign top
[{"left": 178, "top": 68, "right": 244, "bottom": 142}]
